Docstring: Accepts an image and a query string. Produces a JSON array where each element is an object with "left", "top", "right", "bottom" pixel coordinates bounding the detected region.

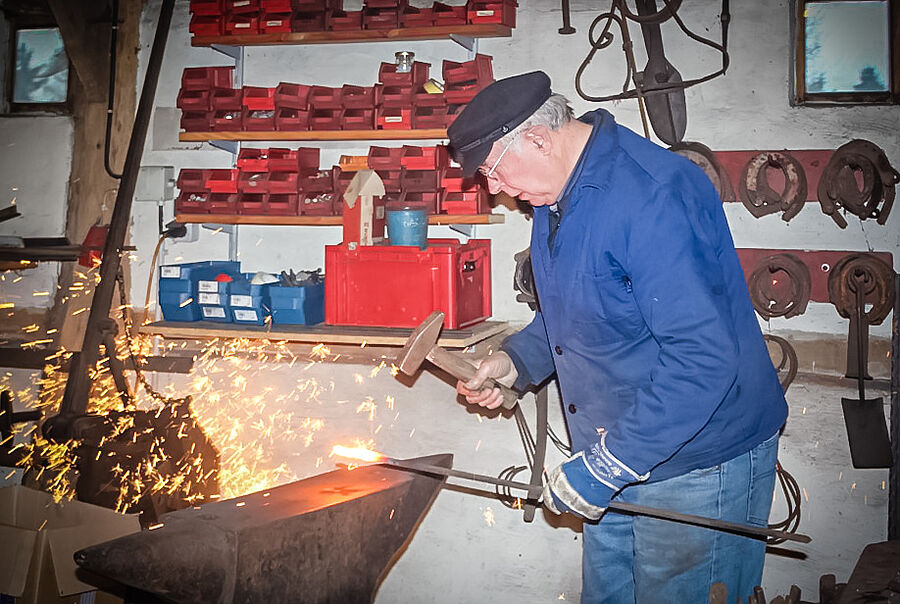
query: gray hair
[{"left": 502, "top": 93, "right": 574, "bottom": 151}]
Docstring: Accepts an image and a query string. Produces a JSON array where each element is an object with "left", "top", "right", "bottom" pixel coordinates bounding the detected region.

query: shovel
[{"left": 841, "top": 269, "right": 892, "bottom": 468}]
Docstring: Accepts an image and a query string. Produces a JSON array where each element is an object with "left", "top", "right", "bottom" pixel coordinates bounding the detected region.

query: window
[
  {"left": 793, "top": 0, "right": 899, "bottom": 105},
  {"left": 7, "top": 24, "right": 70, "bottom": 111}
]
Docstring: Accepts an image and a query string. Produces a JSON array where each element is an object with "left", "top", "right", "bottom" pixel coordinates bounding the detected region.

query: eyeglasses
[{"left": 479, "top": 130, "right": 521, "bottom": 179}]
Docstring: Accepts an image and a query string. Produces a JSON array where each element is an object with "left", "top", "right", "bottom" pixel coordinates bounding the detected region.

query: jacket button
[
  {"left": 555, "top": 345, "right": 563, "bottom": 355},
  {"left": 568, "top": 404, "right": 577, "bottom": 414}
]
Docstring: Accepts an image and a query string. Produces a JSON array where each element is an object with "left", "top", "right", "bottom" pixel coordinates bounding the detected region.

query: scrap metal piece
[
  {"left": 748, "top": 253, "right": 812, "bottom": 319},
  {"left": 818, "top": 139, "right": 898, "bottom": 228},
  {"left": 763, "top": 334, "right": 799, "bottom": 393},
  {"left": 75, "top": 454, "right": 451, "bottom": 604},
  {"left": 827, "top": 254, "right": 895, "bottom": 379},
  {"left": 512, "top": 247, "right": 538, "bottom": 310},
  {"left": 740, "top": 151, "right": 808, "bottom": 221},
  {"left": 670, "top": 141, "right": 735, "bottom": 202}
]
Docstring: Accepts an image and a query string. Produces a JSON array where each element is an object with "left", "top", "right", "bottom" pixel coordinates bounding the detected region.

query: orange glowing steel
[{"left": 331, "top": 445, "right": 384, "bottom": 463}]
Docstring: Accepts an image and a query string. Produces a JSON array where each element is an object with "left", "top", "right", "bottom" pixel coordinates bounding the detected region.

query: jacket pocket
[
  {"left": 569, "top": 269, "right": 646, "bottom": 342},
  {"left": 747, "top": 432, "right": 779, "bottom": 526}
]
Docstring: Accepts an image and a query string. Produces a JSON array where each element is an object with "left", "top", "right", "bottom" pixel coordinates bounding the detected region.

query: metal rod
[
  {"left": 374, "top": 458, "right": 812, "bottom": 545},
  {"left": 51, "top": 0, "right": 175, "bottom": 432}
]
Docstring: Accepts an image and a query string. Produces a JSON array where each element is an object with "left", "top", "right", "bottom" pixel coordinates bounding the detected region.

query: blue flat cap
[{"left": 448, "top": 71, "right": 552, "bottom": 177}]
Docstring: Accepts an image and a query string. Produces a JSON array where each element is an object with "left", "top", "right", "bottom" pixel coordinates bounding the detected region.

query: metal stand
[{"left": 523, "top": 385, "right": 549, "bottom": 522}]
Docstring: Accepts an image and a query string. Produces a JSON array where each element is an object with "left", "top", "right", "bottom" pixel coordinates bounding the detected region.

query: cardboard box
[
  {"left": 342, "top": 170, "right": 386, "bottom": 247},
  {"left": 0, "top": 485, "right": 140, "bottom": 603}
]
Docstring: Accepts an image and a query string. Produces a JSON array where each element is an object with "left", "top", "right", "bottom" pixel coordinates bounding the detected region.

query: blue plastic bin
[
  {"left": 158, "top": 261, "right": 240, "bottom": 322},
  {"left": 228, "top": 274, "right": 271, "bottom": 325},
  {"left": 268, "top": 282, "right": 325, "bottom": 325}
]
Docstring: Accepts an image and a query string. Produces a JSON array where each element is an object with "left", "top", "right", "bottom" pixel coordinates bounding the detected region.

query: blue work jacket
[{"left": 502, "top": 109, "right": 787, "bottom": 483}]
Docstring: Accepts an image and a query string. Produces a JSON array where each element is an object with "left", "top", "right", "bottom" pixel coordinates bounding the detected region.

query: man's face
[{"left": 477, "top": 128, "right": 558, "bottom": 207}]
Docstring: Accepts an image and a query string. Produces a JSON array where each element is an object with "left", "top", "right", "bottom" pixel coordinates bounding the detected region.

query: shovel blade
[
  {"left": 642, "top": 60, "right": 687, "bottom": 145},
  {"left": 841, "top": 397, "right": 893, "bottom": 468}
]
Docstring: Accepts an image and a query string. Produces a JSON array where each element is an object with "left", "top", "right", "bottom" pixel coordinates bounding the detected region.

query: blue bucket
[{"left": 386, "top": 203, "right": 428, "bottom": 249}]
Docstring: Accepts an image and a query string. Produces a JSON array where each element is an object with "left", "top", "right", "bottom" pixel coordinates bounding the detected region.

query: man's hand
[
  {"left": 542, "top": 452, "right": 616, "bottom": 521},
  {"left": 456, "top": 351, "right": 517, "bottom": 410}
]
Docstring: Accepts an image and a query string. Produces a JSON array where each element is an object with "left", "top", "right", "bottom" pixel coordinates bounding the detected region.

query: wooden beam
[{"left": 47, "top": 0, "right": 110, "bottom": 103}]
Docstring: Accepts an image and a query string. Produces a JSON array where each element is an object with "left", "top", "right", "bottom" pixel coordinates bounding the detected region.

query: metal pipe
[
  {"left": 369, "top": 458, "right": 812, "bottom": 545},
  {"left": 49, "top": 0, "right": 175, "bottom": 435}
]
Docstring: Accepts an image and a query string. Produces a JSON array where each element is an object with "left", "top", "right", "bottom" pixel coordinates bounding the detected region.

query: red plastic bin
[
  {"left": 291, "top": 11, "right": 326, "bottom": 32},
  {"left": 378, "top": 107, "right": 412, "bottom": 129},
  {"left": 328, "top": 9, "right": 363, "bottom": 30},
  {"left": 225, "top": 0, "right": 259, "bottom": 13},
  {"left": 190, "top": 0, "right": 222, "bottom": 16},
  {"left": 182, "top": 67, "right": 233, "bottom": 91},
  {"left": 212, "top": 88, "right": 242, "bottom": 110},
  {"left": 237, "top": 148, "right": 269, "bottom": 172},
  {"left": 300, "top": 192, "right": 337, "bottom": 215},
  {"left": 341, "top": 84, "right": 379, "bottom": 108},
  {"left": 275, "top": 108, "right": 309, "bottom": 130},
  {"left": 265, "top": 193, "right": 300, "bottom": 215},
  {"left": 206, "top": 169, "right": 240, "bottom": 193},
  {"left": 237, "top": 193, "right": 267, "bottom": 214},
  {"left": 325, "top": 239, "right": 491, "bottom": 329},
  {"left": 243, "top": 87, "right": 276, "bottom": 111},
  {"left": 260, "top": 0, "right": 292, "bottom": 10},
  {"left": 224, "top": 14, "right": 259, "bottom": 34},
  {"left": 433, "top": 2, "right": 467, "bottom": 25},
  {"left": 261, "top": 12, "right": 293, "bottom": 33},
  {"left": 175, "top": 191, "right": 210, "bottom": 214},
  {"left": 401, "top": 6, "right": 433, "bottom": 27},
  {"left": 180, "top": 110, "right": 214, "bottom": 132},
  {"left": 378, "top": 61, "right": 429, "bottom": 86},
  {"left": 274, "top": 82, "right": 311, "bottom": 110},
  {"left": 401, "top": 145, "right": 449, "bottom": 170},
  {"left": 367, "top": 146, "right": 405, "bottom": 169},
  {"left": 177, "top": 169, "right": 212, "bottom": 192},
  {"left": 363, "top": 7, "right": 399, "bottom": 30},
  {"left": 189, "top": 15, "right": 223, "bottom": 36},
  {"left": 467, "top": 1, "right": 516, "bottom": 27},
  {"left": 412, "top": 105, "right": 449, "bottom": 129},
  {"left": 442, "top": 54, "right": 493, "bottom": 85},
  {"left": 343, "top": 107, "right": 375, "bottom": 130}
]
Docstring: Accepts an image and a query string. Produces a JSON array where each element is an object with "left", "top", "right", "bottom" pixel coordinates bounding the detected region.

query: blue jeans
[{"left": 581, "top": 431, "right": 780, "bottom": 604}]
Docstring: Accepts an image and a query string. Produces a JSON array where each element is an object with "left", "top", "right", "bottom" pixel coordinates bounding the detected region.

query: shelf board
[
  {"left": 174, "top": 213, "right": 504, "bottom": 226},
  {"left": 139, "top": 320, "right": 508, "bottom": 348},
  {"left": 179, "top": 129, "right": 447, "bottom": 142},
  {"left": 190, "top": 23, "right": 512, "bottom": 47}
]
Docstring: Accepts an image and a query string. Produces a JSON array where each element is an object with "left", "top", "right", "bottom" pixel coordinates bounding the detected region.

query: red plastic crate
[
  {"left": 296, "top": 147, "right": 320, "bottom": 174},
  {"left": 268, "top": 147, "right": 301, "bottom": 172},
  {"left": 224, "top": 14, "right": 260, "bottom": 34},
  {"left": 175, "top": 190, "right": 210, "bottom": 214},
  {"left": 363, "top": 7, "right": 399, "bottom": 30},
  {"left": 244, "top": 109, "right": 276, "bottom": 131},
  {"left": 433, "top": 2, "right": 467, "bottom": 25},
  {"left": 261, "top": 12, "right": 292, "bottom": 32},
  {"left": 343, "top": 107, "right": 375, "bottom": 130},
  {"left": 381, "top": 85, "right": 413, "bottom": 108},
  {"left": 268, "top": 171, "right": 300, "bottom": 194},
  {"left": 274, "top": 82, "right": 311, "bottom": 109},
  {"left": 299, "top": 169, "right": 334, "bottom": 193},
  {"left": 309, "top": 108, "right": 343, "bottom": 130},
  {"left": 341, "top": 84, "right": 379, "bottom": 108},
  {"left": 260, "top": 0, "right": 292, "bottom": 11},
  {"left": 367, "top": 146, "right": 405, "bottom": 169},
  {"left": 444, "top": 83, "right": 483, "bottom": 105},
  {"left": 275, "top": 108, "right": 309, "bottom": 130},
  {"left": 189, "top": 15, "right": 223, "bottom": 36},
  {"left": 182, "top": 67, "right": 233, "bottom": 91},
  {"left": 238, "top": 171, "right": 269, "bottom": 193},
  {"left": 442, "top": 189, "right": 490, "bottom": 214},
  {"left": 180, "top": 110, "right": 214, "bottom": 132},
  {"left": 401, "top": 168, "right": 442, "bottom": 192},
  {"left": 378, "top": 107, "right": 412, "bottom": 129},
  {"left": 265, "top": 193, "right": 300, "bottom": 215},
  {"left": 293, "top": 0, "right": 327, "bottom": 8},
  {"left": 375, "top": 169, "right": 402, "bottom": 192},
  {"left": 300, "top": 192, "right": 337, "bottom": 215},
  {"left": 190, "top": 0, "right": 222, "bottom": 16},
  {"left": 211, "top": 87, "right": 242, "bottom": 110},
  {"left": 378, "top": 61, "right": 429, "bottom": 86},
  {"left": 401, "top": 6, "right": 433, "bottom": 27},
  {"left": 225, "top": 0, "right": 259, "bottom": 13},
  {"left": 208, "top": 193, "right": 239, "bottom": 212},
  {"left": 177, "top": 88, "right": 211, "bottom": 111},
  {"left": 242, "top": 86, "right": 276, "bottom": 111},
  {"left": 467, "top": 1, "right": 516, "bottom": 26},
  {"left": 397, "top": 190, "right": 443, "bottom": 214},
  {"left": 237, "top": 193, "right": 267, "bottom": 214},
  {"left": 325, "top": 239, "right": 492, "bottom": 329},
  {"left": 291, "top": 10, "right": 326, "bottom": 32},
  {"left": 177, "top": 169, "right": 212, "bottom": 192},
  {"left": 442, "top": 54, "right": 493, "bottom": 85},
  {"left": 328, "top": 9, "right": 363, "bottom": 30},
  {"left": 237, "top": 148, "right": 269, "bottom": 172},
  {"left": 309, "top": 86, "right": 343, "bottom": 109},
  {"left": 413, "top": 85, "right": 447, "bottom": 107},
  {"left": 206, "top": 169, "right": 240, "bottom": 193},
  {"left": 442, "top": 167, "right": 480, "bottom": 192},
  {"left": 401, "top": 145, "right": 449, "bottom": 170},
  {"left": 412, "top": 105, "right": 449, "bottom": 129}
]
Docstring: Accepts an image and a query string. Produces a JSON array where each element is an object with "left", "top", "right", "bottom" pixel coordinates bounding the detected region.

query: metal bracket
[
  {"left": 209, "top": 44, "right": 244, "bottom": 160},
  {"left": 208, "top": 139, "right": 240, "bottom": 155},
  {"left": 449, "top": 34, "right": 478, "bottom": 58},
  {"left": 202, "top": 223, "right": 239, "bottom": 261},
  {"left": 449, "top": 224, "right": 475, "bottom": 237}
]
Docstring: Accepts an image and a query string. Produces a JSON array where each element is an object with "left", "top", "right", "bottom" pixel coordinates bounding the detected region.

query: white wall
[{"left": 0, "top": 117, "right": 73, "bottom": 310}]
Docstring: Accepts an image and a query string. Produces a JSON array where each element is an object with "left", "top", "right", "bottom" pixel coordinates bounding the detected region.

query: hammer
[{"left": 397, "top": 311, "right": 519, "bottom": 410}]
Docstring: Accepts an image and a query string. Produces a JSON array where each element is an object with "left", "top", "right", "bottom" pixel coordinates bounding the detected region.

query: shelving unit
[
  {"left": 190, "top": 23, "right": 512, "bottom": 49},
  {"left": 179, "top": 129, "right": 447, "bottom": 142},
  {"left": 175, "top": 213, "right": 504, "bottom": 226}
]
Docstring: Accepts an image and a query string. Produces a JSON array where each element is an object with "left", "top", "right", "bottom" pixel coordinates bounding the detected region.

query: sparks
[{"left": 331, "top": 445, "right": 384, "bottom": 463}]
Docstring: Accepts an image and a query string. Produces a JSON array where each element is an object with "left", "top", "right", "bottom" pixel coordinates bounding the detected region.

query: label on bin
[
  {"left": 230, "top": 294, "right": 253, "bottom": 307},
  {"left": 160, "top": 266, "right": 181, "bottom": 278},
  {"left": 198, "top": 280, "right": 219, "bottom": 293},
  {"left": 202, "top": 306, "right": 226, "bottom": 319},
  {"left": 375, "top": 206, "right": 385, "bottom": 219},
  {"left": 476, "top": 10, "right": 496, "bottom": 16},
  {"left": 199, "top": 292, "right": 221, "bottom": 305},
  {"left": 234, "top": 309, "right": 259, "bottom": 322}
]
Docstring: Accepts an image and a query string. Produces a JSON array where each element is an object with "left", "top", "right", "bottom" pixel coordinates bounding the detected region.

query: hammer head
[{"left": 396, "top": 311, "right": 445, "bottom": 375}]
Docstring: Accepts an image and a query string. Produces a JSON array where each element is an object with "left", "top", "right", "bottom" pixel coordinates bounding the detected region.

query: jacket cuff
[{"left": 499, "top": 343, "right": 533, "bottom": 393}]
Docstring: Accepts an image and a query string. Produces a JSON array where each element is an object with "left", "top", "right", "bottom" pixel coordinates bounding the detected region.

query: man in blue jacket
[{"left": 448, "top": 71, "right": 788, "bottom": 603}]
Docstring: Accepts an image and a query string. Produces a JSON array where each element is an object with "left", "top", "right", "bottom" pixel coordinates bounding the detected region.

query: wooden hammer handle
[{"left": 427, "top": 348, "right": 518, "bottom": 410}]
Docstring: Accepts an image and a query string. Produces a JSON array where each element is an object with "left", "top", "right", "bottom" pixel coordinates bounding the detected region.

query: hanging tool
[
  {"left": 396, "top": 310, "right": 519, "bottom": 410},
  {"left": 632, "top": 0, "right": 687, "bottom": 144},
  {"left": 817, "top": 139, "right": 898, "bottom": 228},
  {"left": 839, "top": 267, "right": 893, "bottom": 469},
  {"left": 558, "top": 0, "right": 576, "bottom": 34},
  {"left": 338, "top": 456, "right": 811, "bottom": 544}
]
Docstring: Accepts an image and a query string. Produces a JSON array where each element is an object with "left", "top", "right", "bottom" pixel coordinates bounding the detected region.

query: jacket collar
[{"left": 556, "top": 108, "right": 619, "bottom": 215}]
